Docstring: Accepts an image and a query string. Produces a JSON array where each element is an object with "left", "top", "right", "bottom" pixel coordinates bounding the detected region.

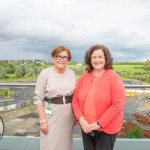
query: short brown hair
[
  {"left": 84, "top": 44, "right": 113, "bottom": 72},
  {"left": 51, "top": 46, "right": 72, "bottom": 61}
]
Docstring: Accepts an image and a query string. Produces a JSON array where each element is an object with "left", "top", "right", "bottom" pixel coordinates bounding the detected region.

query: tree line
[
  {"left": 0, "top": 60, "right": 49, "bottom": 79},
  {"left": 0, "top": 60, "right": 150, "bottom": 83}
]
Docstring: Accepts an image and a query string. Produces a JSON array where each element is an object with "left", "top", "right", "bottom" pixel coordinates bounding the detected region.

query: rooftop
[{"left": 0, "top": 83, "right": 150, "bottom": 150}]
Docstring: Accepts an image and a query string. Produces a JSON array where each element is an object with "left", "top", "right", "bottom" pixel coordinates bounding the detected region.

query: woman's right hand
[
  {"left": 79, "top": 116, "right": 92, "bottom": 133},
  {"left": 40, "top": 121, "right": 48, "bottom": 135}
]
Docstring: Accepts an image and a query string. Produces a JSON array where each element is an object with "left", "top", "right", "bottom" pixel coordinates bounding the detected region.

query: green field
[
  {"left": 113, "top": 64, "right": 149, "bottom": 83},
  {"left": 3, "top": 74, "right": 36, "bottom": 82},
  {"left": 1, "top": 64, "right": 150, "bottom": 83},
  {"left": 113, "top": 65, "right": 144, "bottom": 73}
]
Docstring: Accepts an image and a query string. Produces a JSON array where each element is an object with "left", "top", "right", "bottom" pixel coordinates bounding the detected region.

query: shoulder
[
  {"left": 78, "top": 71, "right": 92, "bottom": 81},
  {"left": 65, "top": 68, "right": 76, "bottom": 78},
  {"left": 38, "top": 67, "right": 52, "bottom": 78},
  {"left": 106, "top": 69, "right": 118, "bottom": 76},
  {"left": 42, "top": 67, "right": 51, "bottom": 72},
  {"left": 36, "top": 67, "right": 51, "bottom": 83},
  {"left": 105, "top": 69, "right": 120, "bottom": 80},
  {"left": 66, "top": 68, "right": 75, "bottom": 74}
]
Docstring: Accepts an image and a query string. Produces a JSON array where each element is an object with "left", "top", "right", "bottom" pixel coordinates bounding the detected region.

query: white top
[{"left": 34, "top": 67, "right": 76, "bottom": 105}]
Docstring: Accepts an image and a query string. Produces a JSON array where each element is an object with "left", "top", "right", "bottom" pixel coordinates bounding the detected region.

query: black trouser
[{"left": 82, "top": 130, "right": 117, "bottom": 150}]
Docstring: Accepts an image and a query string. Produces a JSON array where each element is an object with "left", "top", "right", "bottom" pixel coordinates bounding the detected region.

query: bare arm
[{"left": 36, "top": 104, "right": 48, "bottom": 135}]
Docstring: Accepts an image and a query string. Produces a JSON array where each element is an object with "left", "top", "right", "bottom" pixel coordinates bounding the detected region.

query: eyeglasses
[{"left": 55, "top": 55, "right": 69, "bottom": 61}]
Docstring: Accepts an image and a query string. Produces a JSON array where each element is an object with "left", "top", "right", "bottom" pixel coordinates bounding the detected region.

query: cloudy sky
[{"left": 0, "top": 0, "right": 150, "bottom": 62}]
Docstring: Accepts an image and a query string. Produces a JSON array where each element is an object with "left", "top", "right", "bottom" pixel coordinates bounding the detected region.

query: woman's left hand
[
  {"left": 79, "top": 116, "right": 92, "bottom": 133},
  {"left": 90, "top": 122, "right": 101, "bottom": 130}
]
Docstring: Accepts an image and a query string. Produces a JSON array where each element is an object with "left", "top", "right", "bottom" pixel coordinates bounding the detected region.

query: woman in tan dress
[{"left": 34, "top": 46, "right": 76, "bottom": 150}]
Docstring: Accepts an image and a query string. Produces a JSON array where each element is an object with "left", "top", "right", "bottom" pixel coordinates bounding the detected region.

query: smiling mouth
[{"left": 95, "top": 63, "right": 102, "bottom": 65}]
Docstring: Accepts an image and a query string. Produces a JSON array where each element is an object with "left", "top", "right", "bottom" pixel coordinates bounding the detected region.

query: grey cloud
[{"left": 0, "top": 0, "right": 150, "bottom": 62}]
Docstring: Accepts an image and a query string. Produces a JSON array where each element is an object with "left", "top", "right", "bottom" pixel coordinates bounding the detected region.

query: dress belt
[{"left": 44, "top": 95, "right": 73, "bottom": 104}]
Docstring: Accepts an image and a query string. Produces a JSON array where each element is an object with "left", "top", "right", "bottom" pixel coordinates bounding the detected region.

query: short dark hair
[
  {"left": 51, "top": 46, "right": 72, "bottom": 61},
  {"left": 84, "top": 44, "right": 113, "bottom": 72}
]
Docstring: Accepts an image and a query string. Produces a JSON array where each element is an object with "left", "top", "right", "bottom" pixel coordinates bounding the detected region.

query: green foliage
[
  {"left": 0, "top": 67, "right": 7, "bottom": 79},
  {"left": 6, "top": 62, "right": 15, "bottom": 73},
  {"left": 127, "top": 126, "right": 143, "bottom": 138},
  {"left": 113, "top": 64, "right": 150, "bottom": 83},
  {"left": 21, "top": 102, "right": 35, "bottom": 113},
  {"left": 8, "top": 91, "right": 14, "bottom": 96},
  {"left": 3, "top": 89, "right": 8, "bottom": 97},
  {"left": 0, "top": 60, "right": 149, "bottom": 83},
  {"left": 27, "top": 102, "right": 33, "bottom": 107},
  {"left": 68, "top": 65, "right": 85, "bottom": 76},
  {"left": 113, "top": 62, "right": 145, "bottom": 65},
  {"left": 36, "top": 66, "right": 45, "bottom": 75},
  {"left": 0, "top": 89, "right": 8, "bottom": 97},
  {"left": 25, "top": 65, "right": 35, "bottom": 77},
  {"left": 143, "top": 60, "right": 150, "bottom": 70},
  {"left": 0, "top": 89, "right": 14, "bottom": 98},
  {"left": 15, "top": 65, "right": 25, "bottom": 77},
  {"left": 113, "top": 65, "right": 144, "bottom": 72}
]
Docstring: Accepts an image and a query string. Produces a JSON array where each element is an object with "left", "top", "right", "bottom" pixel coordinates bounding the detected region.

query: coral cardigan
[{"left": 72, "top": 69, "right": 126, "bottom": 134}]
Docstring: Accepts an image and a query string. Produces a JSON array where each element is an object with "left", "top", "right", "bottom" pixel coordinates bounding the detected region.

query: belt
[{"left": 44, "top": 95, "right": 73, "bottom": 104}]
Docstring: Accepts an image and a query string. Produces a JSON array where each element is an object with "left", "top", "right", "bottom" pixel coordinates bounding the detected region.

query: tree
[
  {"left": 0, "top": 67, "right": 7, "bottom": 80},
  {"left": 25, "top": 65, "right": 36, "bottom": 80},
  {"left": 143, "top": 60, "right": 150, "bottom": 70},
  {"left": 6, "top": 62, "right": 15, "bottom": 73},
  {"left": 14, "top": 65, "right": 25, "bottom": 77}
]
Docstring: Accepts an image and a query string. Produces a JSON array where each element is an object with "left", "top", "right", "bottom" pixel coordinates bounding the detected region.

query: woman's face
[
  {"left": 53, "top": 51, "right": 69, "bottom": 70},
  {"left": 91, "top": 49, "right": 105, "bottom": 71}
]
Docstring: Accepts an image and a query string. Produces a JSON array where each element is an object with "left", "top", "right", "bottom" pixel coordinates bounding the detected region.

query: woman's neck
[
  {"left": 93, "top": 69, "right": 105, "bottom": 77},
  {"left": 52, "top": 66, "right": 65, "bottom": 74}
]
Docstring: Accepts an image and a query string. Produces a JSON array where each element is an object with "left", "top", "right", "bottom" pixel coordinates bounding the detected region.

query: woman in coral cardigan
[{"left": 72, "top": 44, "right": 126, "bottom": 150}]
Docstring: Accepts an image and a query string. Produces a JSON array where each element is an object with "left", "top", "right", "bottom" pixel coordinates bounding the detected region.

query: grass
[
  {"left": 127, "top": 126, "right": 143, "bottom": 138},
  {"left": 1, "top": 74, "right": 36, "bottom": 82},
  {"left": 113, "top": 65, "right": 144, "bottom": 73}
]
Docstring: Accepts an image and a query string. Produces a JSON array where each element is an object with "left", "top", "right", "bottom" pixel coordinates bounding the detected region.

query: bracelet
[{"left": 40, "top": 119, "right": 47, "bottom": 123}]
